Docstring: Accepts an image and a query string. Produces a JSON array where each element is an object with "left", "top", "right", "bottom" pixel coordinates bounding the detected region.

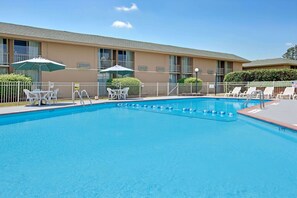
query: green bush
[
  {"left": 107, "top": 77, "right": 142, "bottom": 96},
  {"left": 183, "top": 77, "right": 203, "bottom": 84},
  {"left": 224, "top": 69, "right": 297, "bottom": 82},
  {"left": 177, "top": 78, "right": 187, "bottom": 83},
  {"left": 0, "top": 73, "right": 32, "bottom": 82},
  {"left": 179, "top": 77, "right": 203, "bottom": 93},
  {"left": 0, "top": 74, "right": 32, "bottom": 102}
]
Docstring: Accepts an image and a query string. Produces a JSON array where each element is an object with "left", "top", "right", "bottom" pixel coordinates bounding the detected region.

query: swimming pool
[{"left": 0, "top": 98, "right": 297, "bottom": 197}]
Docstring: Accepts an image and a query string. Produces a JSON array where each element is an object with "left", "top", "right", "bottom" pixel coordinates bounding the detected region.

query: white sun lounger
[
  {"left": 262, "top": 87, "right": 274, "bottom": 99},
  {"left": 276, "top": 87, "right": 295, "bottom": 100},
  {"left": 240, "top": 87, "right": 256, "bottom": 97},
  {"left": 225, "top": 87, "right": 241, "bottom": 97}
]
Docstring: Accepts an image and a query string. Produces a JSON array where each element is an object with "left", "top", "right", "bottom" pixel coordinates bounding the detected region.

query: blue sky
[{"left": 1, "top": 0, "right": 297, "bottom": 60}]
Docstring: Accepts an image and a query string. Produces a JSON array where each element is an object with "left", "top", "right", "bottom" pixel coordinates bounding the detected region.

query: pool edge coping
[{"left": 1, "top": 96, "right": 296, "bottom": 131}]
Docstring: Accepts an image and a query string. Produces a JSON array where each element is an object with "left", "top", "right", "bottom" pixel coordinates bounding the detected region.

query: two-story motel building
[{"left": 0, "top": 22, "right": 248, "bottom": 84}]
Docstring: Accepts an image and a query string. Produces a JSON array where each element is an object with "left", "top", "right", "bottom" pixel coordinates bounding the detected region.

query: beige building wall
[
  {"left": 41, "top": 42, "right": 98, "bottom": 82},
  {"left": 134, "top": 51, "right": 169, "bottom": 83},
  {"left": 193, "top": 58, "right": 217, "bottom": 82},
  {"left": 233, "top": 62, "right": 242, "bottom": 71}
]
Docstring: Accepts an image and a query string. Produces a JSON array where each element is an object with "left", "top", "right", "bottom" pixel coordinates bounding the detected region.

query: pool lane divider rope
[{"left": 116, "top": 103, "right": 237, "bottom": 122}]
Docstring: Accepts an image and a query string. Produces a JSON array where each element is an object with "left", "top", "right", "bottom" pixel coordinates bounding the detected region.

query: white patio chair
[
  {"left": 239, "top": 87, "right": 256, "bottom": 97},
  {"left": 224, "top": 87, "right": 241, "bottom": 97},
  {"left": 107, "top": 88, "right": 117, "bottom": 100},
  {"left": 120, "top": 87, "right": 129, "bottom": 100},
  {"left": 48, "top": 88, "right": 59, "bottom": 104},
  {"left": 49, "top": 82, "right": 55, "bottom": 91},
  {"left": 23, "top": 89, "right": 39, "bottom": 105},
  {"left": 276, "top": 87, "right": 295, "bottom": 100},
  {"left": 262, "top": 87, "right": 274, "bottom": 99}
]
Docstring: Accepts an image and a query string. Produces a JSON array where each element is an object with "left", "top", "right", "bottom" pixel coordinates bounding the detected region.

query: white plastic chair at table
[
  {"left": 107, "top": 88, "right": 117, "bottom": 100},
  {"left": 120, "top": 87, "right": 129, "bottom": 100},
  {"left": 48, "top": 82, "right": 55, "bottom": 91},
  {"left": 23, "top": 89, "right": 39, "bottom": 105},
  {"left": 48, "top": 88, "right": 59, "bottom": 104}
]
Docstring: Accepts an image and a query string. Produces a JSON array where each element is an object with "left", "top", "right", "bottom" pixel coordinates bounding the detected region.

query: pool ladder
[
  {"left": 243, "top": 90, "right": 265, "bottom": 109},
  {"left": 72, "top": 90, "right": 92, "bottom": 105}
]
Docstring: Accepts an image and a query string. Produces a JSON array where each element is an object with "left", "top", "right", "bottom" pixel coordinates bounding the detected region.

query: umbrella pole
[{"left": 38, "top": 67, "right": 42, "bottom": 89}]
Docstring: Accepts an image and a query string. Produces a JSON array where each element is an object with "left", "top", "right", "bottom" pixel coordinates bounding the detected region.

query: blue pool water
[{"left": 0, "top": 98, "right": 297, "bottom": 197}]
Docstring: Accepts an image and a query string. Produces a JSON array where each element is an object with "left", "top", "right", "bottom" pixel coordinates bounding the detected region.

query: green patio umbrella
[
  {"left": 11, "top": 57, "right": 66, "bottom": 82},
  {"left": 100, "top": 64, "right": 134, "bottom": 77}
]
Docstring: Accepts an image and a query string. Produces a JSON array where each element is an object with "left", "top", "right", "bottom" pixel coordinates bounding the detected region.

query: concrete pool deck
[
  {"left": 0, "top": 96, "right": 296, "bottom": 131},
  {"left": 238, "top": 100, "right": 297, "bottom": 131}
]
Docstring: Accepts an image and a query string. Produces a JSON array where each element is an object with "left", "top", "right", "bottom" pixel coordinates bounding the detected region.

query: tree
[{"left": 283, "top": 44, "right": 297, "bottom": 60}]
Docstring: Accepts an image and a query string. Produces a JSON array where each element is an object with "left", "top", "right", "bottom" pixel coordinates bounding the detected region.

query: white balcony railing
[
  {"left": 99, "top": 60, "right": 116, "bottom": 69},
  {"left": 117, "top": 61, "right": 134, "bottom": 69},
  {"left": 181, "top": 65, "right": 193, "bottom": 74},
  {"left": 14, "top": 54, "right": 40, "bottom": 62},
  {"left": 216, "top": 68, "right": 225, "bottom": 75},
  {"left": 0, "top": 53, "right": 9, "bottom": 65},
  {"left": 169, "top": 65, "right": 181, "bottom": 73}
]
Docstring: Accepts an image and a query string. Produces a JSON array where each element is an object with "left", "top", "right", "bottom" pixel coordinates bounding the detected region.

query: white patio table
[
  {"left": 112, "top": 89, "right": 122, "bottom": 100},
  {"left": 31, "top": 90, "right": 53, "bottom": 106}
]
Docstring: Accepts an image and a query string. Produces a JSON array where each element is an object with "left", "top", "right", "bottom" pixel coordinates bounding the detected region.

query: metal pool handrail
[{"left": 243, "top": 90, "right": 265, "bottom": 109}]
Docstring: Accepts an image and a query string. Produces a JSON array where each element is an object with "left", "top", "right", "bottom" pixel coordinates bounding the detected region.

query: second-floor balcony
[
  {"left": 216, "top": 68, "right": 225, "bottom": 75},
  {"left": 181, "top": 65, "right": 193, "bottom": 74},
  {"left": 99, "top": 60, "right": 116, "bottom": 70},
  {"left": 117, "top": 60, "right": 134, "bottom": 70},
  {"left": 14, "top": 53, "right": 40, "bottom": 62},
  {"left": 169, "top": 65, "right": 181, "bottom": 73},
  {"left": 0, "top": 53, "right": 9, "bottom": 65}
]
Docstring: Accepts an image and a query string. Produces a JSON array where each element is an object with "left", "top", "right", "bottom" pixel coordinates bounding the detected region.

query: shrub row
[
  {"left": 224, "top": 69, "right": 297, "bottom": 82},
  {"left": 0, "top": 73, "right": 32, "bottom": 82}
]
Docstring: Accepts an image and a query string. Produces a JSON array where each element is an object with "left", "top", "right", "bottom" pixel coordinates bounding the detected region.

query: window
[
  {"left": 291, "top": 66, "right": 297, "bottom": 69},
  {"left": 14, "top": 40, "right": 40, "bottom": 62},
  {"left": 98, "top": 49, "right": 113, "bottom": 69},
  {"left": 0, "top": 38, "right": 8, "bottom": 65},
  {"left": 226, "top": 62, "right": 233, "bottom": 73},
  {"left": 13, "top": 40, "right": 41, "bottom": 82},
  {"left": 181, "top": 57, "right": 193, "bottom": 74},
  {"left": 118, "top": 50, "right": 126, "bottom": 62},
  {"left": 169, "top": 55, "right": 181, "bottom": 73},
  {"left": 117, "top": 50, "right": 134, "bottom": 69}
]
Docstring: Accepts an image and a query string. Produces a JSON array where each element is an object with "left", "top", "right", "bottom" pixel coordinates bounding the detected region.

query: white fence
[{"left": 0, "top": 81, "right": 295, "bottom": 104}]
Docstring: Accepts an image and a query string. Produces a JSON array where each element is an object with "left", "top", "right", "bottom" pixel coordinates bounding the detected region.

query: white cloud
[
  {"left": 286, "top": 42, "right": 293, "bottom": 47},
  {"left": 112, "top": 21, "right": 133, "bottom": 29},
  {"left": 115, "top": 3, "right": 138, "bottom": 12}
]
